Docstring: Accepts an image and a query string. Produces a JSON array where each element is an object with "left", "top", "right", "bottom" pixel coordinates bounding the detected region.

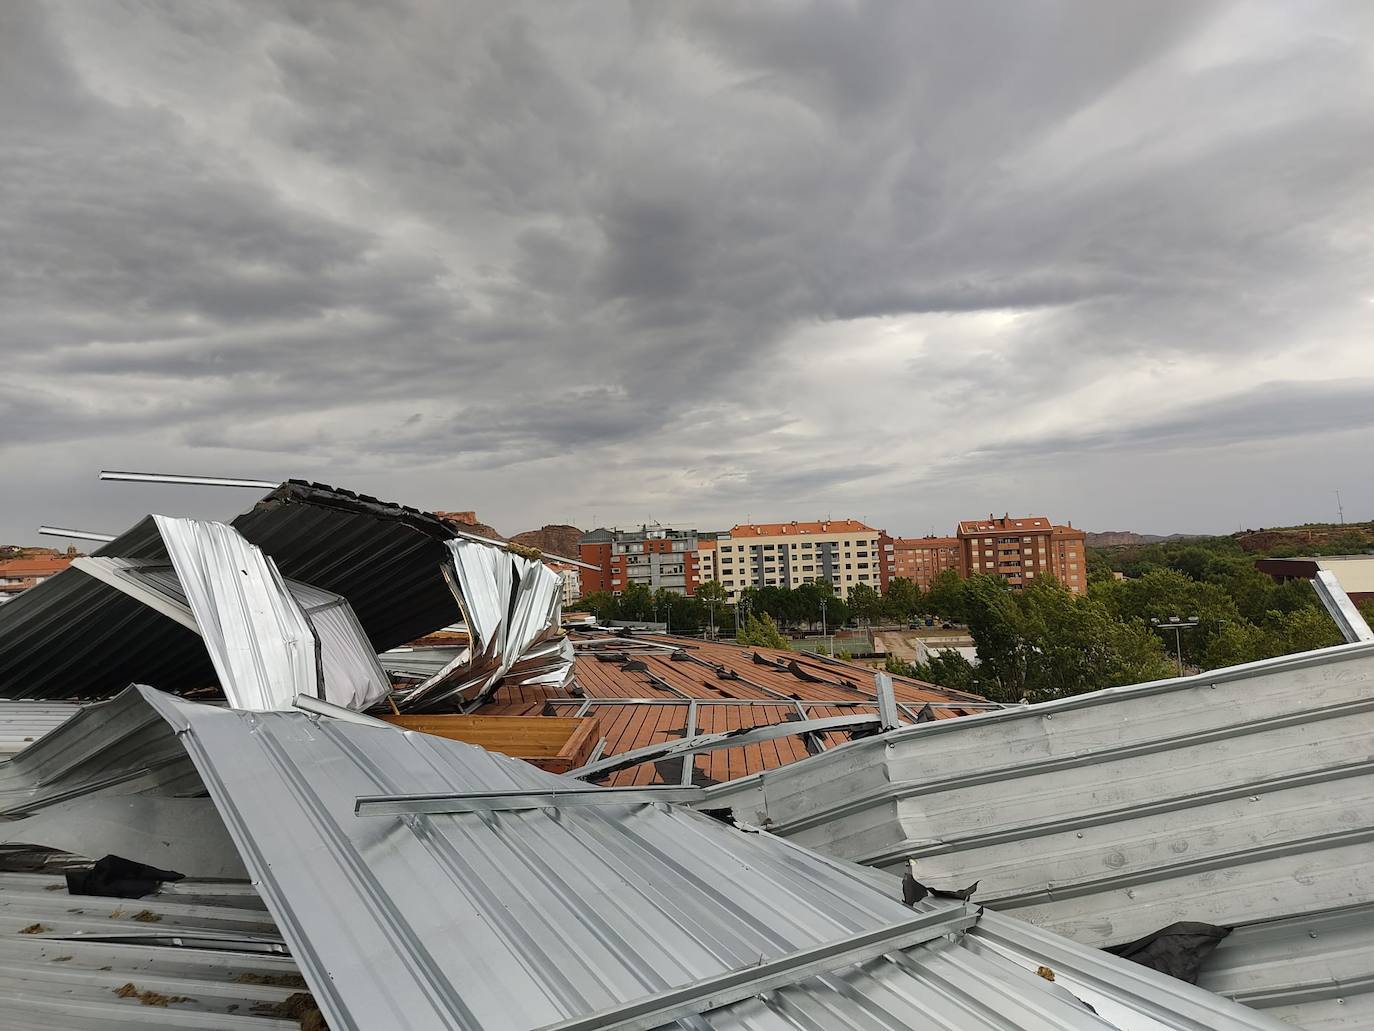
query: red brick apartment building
[
  {"left": 956, "top": 514, "right": 1087, "bottom": 594},
  {"left": 578, "top": 525, "right": 704, "bottom": 596},
  {"left": 886, "top": 536, "right": 965, "bottom": 589}
]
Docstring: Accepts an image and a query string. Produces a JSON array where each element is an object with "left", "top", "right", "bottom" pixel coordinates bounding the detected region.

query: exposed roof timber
[
  {"left": 568, "top": 712, "right": 881, "bottom": 780},
  {"left": 1313, "top": 569, "right": 1374, "bottom": 642}
]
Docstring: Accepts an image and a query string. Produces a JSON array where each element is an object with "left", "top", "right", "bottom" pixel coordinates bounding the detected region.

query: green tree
[
  {"left": 736, "top": 612, "right": 790, "bottom": 650},
  {"left": 848, "top": 583, "right": 885, "bottom": 625},
  {"left": 883, "top": 577, "right": 922, "bottom": 622},
  {"left": 925, "top": 568, "right": 968, "bottom": 623},
  {"left": 695, "top": 580, "right": 728, "bottom": 634},
  {"left": 617, "top": 582, "right": 653, "bottom": 622},
  {"left": 579, "top": 591, "right": 619, "bottom": 623}
]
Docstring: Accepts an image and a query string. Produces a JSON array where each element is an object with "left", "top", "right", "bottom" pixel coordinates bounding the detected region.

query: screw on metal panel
[
  {"left": 1310, "top": 932, "right": 1319, "bottom": 938},
  {"left": 1075, "top": 832, "right": 1083, "bottom": 838}
]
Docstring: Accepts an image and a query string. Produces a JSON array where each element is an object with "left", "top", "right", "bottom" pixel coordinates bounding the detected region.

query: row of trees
[{"left": 888, "top": 538, "right": 1358, "bottom": 702}]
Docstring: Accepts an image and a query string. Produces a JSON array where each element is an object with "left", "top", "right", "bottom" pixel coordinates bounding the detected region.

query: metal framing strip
[
  {"left": 567, "top": 713, "right": 881, "bottom": 780},
  {"left": 354, "top": 786, "right": 706, "bottom": 816},
  {"left": 1313, "top": 569, "right": 1374, "bottom": 643},
  {"left": 38, "top": 525, "right": 117, "bottom": 542},
  {"left": 534, "top": 904, "right": 979, "bottom": 1031},
  {"left": 99, "top": 469, "right": 281, "bottom": 488}
]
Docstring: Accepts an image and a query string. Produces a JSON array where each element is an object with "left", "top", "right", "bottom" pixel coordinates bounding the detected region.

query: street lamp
[
  {"left": 819, "top": 597, "right": 832, "bottom": 658},
  {"left": 1150, "top": 615, "right": 1199, "bottom": 678}
]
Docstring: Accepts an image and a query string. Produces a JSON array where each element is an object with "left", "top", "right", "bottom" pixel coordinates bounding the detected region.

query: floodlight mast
[{"left": 1150, "top": 615, "right": 1200, "bottom": 678}]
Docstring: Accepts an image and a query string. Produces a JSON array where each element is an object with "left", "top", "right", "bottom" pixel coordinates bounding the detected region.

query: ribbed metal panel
[
  {"left": 0, "top": 869, "right": 306, "bottom": 1029},
  {"left": 701, "top": 640, "right": 1374, "bottom": 1029},
  {"left": 0, "top": 702, "right": 79, "bottom": 756}
]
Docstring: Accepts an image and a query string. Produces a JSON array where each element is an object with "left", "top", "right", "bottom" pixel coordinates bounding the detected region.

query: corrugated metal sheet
[
  {"left": 1196, "top": 903, "right": 1374, "bottom": 1030},
  {"left": 0, "top": 685, "right": 1283, "bottom": 1031},
  {"left": 397, "top": 540, "right": 574, "bottom": 711},
  {"left": 0, "top": 867, "right": 314, "bottom": 1029},
  {"left": 701, "top": 639, "right": 1374, "bottom": 1028},
  {"left": 1, "top": 517, "right": 389, "bottom": 710},
  {"left": 0, "top": 702, "right": 79, "bottom": 757}
]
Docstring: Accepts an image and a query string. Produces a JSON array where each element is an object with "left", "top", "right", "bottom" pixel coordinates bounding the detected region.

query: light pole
[
  {"left": 1150, "top": 615, "right": 1199, "bottom": 678},
  {"left": 819, "top": 597, "right": 831, "bottom": 658}
]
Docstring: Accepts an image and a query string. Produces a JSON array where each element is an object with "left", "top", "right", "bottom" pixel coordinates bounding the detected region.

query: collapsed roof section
[
  {"left": 394, "top": 539, "right": 574, "bottom": 712},
  {"left": 0, "top": 686, "right": 1288, "bottom": 1031},
  {"left": 0, "top": 516, "right": 389, "bottom": 710},
  {"left": 700, "top": 637, "right": 1374, "bottom": 1029}
]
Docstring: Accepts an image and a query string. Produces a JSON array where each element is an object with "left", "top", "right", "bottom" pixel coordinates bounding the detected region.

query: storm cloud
[{"left": 3, "top": 1, "right": 1373, "bottom": 541}]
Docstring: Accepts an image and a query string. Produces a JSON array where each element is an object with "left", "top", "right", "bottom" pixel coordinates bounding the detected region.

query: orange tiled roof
[
  {"left": 728, "top": 519, "right": 876, "bottom": 537},
  {"left": 0, "top": 556, "right": 72, "bottom": 578},
  {"left": 893, "top": 536, "right": 961, "bottom": 549},
  {"left": 1051, "top": 524, "right": 1085, "bottom": 539},
  {"left": 470, "top": 633, "right": 988, "bottom": 787},
  {"left": 956, "top": 516, "right": 1051, "bottom": 535}
]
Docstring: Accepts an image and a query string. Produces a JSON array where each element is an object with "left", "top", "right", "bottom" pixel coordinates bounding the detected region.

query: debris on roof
[
  {"left": 393, "top": 539, "right": 574, "bottom": 711},
  {"left": 1, "top": 516, "right": 389, "bottom": 710},
  {"left": 0, "top": 686, "right": 1291, "bottom": 1031}
]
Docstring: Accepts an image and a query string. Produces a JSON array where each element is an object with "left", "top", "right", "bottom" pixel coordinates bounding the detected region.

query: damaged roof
[
  {"left": 0, "top": 686, "right": 1289, "bottom": 1031},
  {"left": 701, "top": 638, "right": 1374, "bottom": 1029}
]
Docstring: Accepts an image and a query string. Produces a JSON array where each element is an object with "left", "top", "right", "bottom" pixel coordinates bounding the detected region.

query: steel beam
[
  {"left": 38, "top": 525, "right": 117, "bottom": 543},
  {"left": 1313, "top": 570, "right": 1374, "bottom": 643},
  {"left": 534, "top": 904, "right": 978, "bottom": 1031},
  {"left": 354, "top": 786, "right": 706, "bottom": 816},
  {"left": 100, "top": 469, "right": 280, "bottom": 489}
]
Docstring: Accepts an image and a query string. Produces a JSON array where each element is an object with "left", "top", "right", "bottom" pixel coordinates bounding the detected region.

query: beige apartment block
[{"left": 714, "top": 520, "right": 884, "bottom": 601}]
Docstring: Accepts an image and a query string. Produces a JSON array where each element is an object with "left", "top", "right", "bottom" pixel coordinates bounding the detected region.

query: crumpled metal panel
[
  {"left": 155, "top": 515, "right": 319, "bottom": 711},
  {"left": 398, "top": 539, "right": 574, "bottom": 711},
  {"left": 23, "top": 686, "right": 1270, "bottom": 1031},
  {"left": 0, "top": 517, "right": 389, "bottom": 711},
  {"left": 701, "top": 639, "right": 1374, "bottom": 1029},
  {"left": 0, "top": 702, "right": 80, "bottom": 757}
]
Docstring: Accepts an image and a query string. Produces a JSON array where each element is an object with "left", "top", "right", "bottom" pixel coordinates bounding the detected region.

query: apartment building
[
  {"left": 714, "top": 520, "right": 884, "bottom": 601},
  {"left": 889, "top": 536, "right": 965, "bottom": 590},
  {"left": 0, "top": 554, "right": 73, "bottom": 603},
  {"left": 956, "top": 514, "right": 1087, "bottom": 594},
  {"left": 578, "top": 525, "right": 704, "bottom": 596},
  {"left": 544, "top": 561, "right": 582, "bottom": 605}
]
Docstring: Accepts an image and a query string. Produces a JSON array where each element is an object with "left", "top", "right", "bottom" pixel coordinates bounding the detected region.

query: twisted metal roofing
[{"left": 0, "top": 685, "right": 1287, "bottom": 1031}]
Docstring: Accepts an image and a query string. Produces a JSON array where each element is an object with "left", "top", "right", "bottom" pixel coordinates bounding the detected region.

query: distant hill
[
  {"left": 1231, "top": 521, "right": 1374, "bottom": 555},
  {"left": 509, "top": 524, "right": 584, "bottom": 558},
  {"left": 1085, "top": 531, "right": 1167, "bottom": 547},
  {"left": 1085, "top": 531, "right": 1205, "bottom": 548}
]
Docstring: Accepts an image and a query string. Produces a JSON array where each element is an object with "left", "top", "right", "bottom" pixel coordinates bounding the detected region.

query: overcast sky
[{"left": 4, "top": 2, "right": 1374, "bottom": 545}]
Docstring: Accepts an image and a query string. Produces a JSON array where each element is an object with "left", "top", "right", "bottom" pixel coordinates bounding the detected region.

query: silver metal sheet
[
  {"left": 0, "top": 702, "right": 80, "bottom": 757},
  {"left": 0, "top": 869, "right": 307, "bottom": 1029},
  {"left": 701, "top": 640, "right": 1374, "bottom": 1028},
  {"left": 398, "top": 539, "right": 574, "bottom": 711},
  {"left": 116, "top": 686, "right": 1280, "bottom": 1031}
]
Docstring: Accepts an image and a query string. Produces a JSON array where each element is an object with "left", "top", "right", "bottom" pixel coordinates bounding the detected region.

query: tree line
[{"left": 579, "top": 535, "right": 1363, "bottom": 706}]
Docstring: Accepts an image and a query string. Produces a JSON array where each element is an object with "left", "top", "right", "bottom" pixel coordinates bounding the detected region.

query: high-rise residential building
[
  {"left": 888, "top": 535, "right": 965, "bottom": 590},
  {"left": 714, "top": 520, "right": 884, "bottom": 601},
  {"left": 956, "top": 514, "right": 1087, "bottom": 594},
  {"left": 544, "top": 561, "right": 582, "bottom": 605},
  {"left": 578, "top": 525, "right": 705, "bottom": 596}
]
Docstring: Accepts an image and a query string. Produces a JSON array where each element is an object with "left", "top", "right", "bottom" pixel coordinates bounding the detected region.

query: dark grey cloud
[{"left": 3, "top": 1, "right": 1373, "bottom": 544}]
